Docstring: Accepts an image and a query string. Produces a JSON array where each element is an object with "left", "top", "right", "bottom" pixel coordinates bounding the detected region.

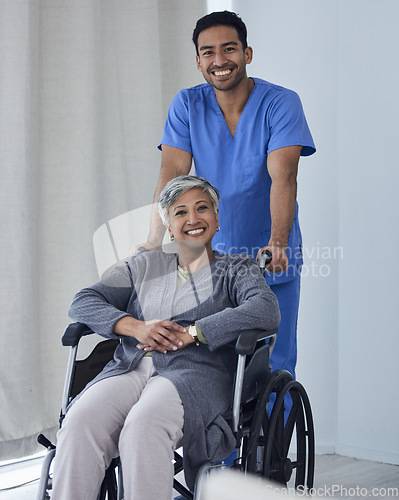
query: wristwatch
[{"left": 188, "top": 324, "right": 200, "bottom": 346}]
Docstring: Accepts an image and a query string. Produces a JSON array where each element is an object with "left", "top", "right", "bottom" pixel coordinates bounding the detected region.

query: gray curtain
[{"left": 0, "top": 0, "right": 206, "bottom": 461}]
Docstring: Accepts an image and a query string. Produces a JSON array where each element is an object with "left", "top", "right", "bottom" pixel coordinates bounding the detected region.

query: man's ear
[
  {"left": 245, "top": 46, "right": 253, "bottom": 64},
  {"left": 196, "top": 55, "right": 202, "bottom": 71}
]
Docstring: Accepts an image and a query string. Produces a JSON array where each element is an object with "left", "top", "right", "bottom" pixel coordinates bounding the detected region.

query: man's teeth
[
  {"left": 214, "top": 70, "right": 231, "bottom": 76},
  {"left": 187, "top": 229, "right": 204, "bottom": 235}
]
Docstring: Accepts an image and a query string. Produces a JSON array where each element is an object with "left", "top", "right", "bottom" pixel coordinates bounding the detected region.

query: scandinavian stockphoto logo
[
  {"left": 93, "top": 203, "right": 157, "bottom": 279},
  {"left": 299, "top": 242, "right": 343, "bottom": 279},
  {"left": 92, "top": 206, "right": 343, "bottom": 281},
  {"left": 266, "top": 484, "right": 399, "bottom": 498},
  {"left": 212, "top": 242, "right": 343, "bottom": 280}
]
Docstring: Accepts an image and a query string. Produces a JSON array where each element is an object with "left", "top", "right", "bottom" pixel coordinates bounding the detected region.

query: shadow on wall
[{"left": 93, "top": 205, "right": 177, "bottom": 278}]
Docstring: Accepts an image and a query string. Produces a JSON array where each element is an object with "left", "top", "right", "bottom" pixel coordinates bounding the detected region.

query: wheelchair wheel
[{"left": 244, "top": 370, "right": 315, "bottom": 491}]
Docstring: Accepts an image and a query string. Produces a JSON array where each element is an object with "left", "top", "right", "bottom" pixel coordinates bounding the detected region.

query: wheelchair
[{"left": 36, "top": 320, "right": 315, "bottom": 499}]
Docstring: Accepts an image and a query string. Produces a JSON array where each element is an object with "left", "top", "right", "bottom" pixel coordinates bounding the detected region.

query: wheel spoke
[{"left": 283, "top": 394, "right": 300, "bottom": 455}]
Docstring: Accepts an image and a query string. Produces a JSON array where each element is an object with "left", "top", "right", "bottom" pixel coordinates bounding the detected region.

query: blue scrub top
[{"left": 159, "top": 78, "right": 316, "bottom": 284}]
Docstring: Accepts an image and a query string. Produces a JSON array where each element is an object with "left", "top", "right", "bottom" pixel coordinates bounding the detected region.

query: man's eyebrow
[{"left": 199, "top": 41, "right": 239, "bottom": 52}]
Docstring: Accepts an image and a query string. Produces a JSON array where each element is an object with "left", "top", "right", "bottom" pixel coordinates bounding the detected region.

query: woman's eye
[
  {"left": 197, "top": 205, "right": 209, "bottom": 211},
  {"left": 175, "top": 210, "right": 186, "bottom": 216}
]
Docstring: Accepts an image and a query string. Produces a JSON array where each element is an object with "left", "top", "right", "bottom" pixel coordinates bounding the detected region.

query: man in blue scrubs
[{"left": 141, "top": 11, "right": 315, "bottom": 381}]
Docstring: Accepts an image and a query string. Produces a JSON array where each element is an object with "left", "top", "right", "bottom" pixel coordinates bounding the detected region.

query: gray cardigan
[{"left": 68, "top": 250, "right": 280, "bottom": 490}]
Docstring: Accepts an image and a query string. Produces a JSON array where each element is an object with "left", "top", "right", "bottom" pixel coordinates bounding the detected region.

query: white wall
[
  {"left": 233, "top": 0, "right": 399, "bottom": 463},
  {"left": 336, "top": 1, "right": 399, "bottom": 463}
]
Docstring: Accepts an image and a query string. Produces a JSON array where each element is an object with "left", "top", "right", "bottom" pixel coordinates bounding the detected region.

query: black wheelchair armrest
[
  {"left": 62, "top": 322, "right": 95, "bottom": 347},
  {"left": 235, "top": 327, "right": 278, "bottom": 356}
]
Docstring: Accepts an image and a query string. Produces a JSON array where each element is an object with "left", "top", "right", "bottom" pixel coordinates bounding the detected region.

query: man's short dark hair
[{"left": 192, "top": 11, "right": 248, "bottom": 56}]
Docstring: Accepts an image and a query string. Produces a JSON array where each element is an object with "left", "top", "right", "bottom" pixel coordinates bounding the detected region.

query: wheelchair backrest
[
  {"left": 69, "top": 339, "right": 119, "bottom": 401},
  {"left": 241, "top": 343, "right": 272, "bottom": 403}
]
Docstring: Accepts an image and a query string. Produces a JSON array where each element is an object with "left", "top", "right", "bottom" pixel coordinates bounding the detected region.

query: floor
[{"left": 0, "top": 454, "right": 398, "bottom": 499}]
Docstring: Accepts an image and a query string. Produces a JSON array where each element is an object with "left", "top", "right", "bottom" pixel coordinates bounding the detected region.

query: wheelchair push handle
[{"left": 258, "top": 249, "right": 272, "bottom": 275}]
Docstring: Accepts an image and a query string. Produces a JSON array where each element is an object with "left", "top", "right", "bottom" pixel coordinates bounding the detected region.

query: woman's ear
[{"left": 166, "top": 224, "right": 174, "bottom": 240}]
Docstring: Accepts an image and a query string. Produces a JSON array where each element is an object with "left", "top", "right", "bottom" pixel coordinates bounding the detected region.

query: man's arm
[
  {"left": 134, "top": 145, "right": 192, "bottom": 251},
  {"left": 257, "top": 145, "right": 302, "bottom": 272}
]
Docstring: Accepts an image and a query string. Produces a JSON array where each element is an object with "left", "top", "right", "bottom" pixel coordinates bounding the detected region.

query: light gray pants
[{"left": 52, "top": 357, "right": 184, "bottom": 500}]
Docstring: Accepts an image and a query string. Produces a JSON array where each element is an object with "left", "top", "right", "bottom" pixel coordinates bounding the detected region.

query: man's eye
[{"left": 202, "top": 51, "right": 212, "bottom": 56}]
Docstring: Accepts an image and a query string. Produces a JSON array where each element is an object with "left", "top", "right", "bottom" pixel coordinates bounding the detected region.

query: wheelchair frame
[{"left": 37, "top": 320, "right": 314, "bottom": 500}]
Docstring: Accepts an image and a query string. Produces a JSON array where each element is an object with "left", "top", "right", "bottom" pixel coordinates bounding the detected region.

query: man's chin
[{"left": 207, "top": 74, "right": 245, "bottom": 92}]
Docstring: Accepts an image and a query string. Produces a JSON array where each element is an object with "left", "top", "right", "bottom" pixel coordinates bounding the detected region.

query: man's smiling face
[{"left": 196, "top": 25, "right": 252, "bottom": 92}]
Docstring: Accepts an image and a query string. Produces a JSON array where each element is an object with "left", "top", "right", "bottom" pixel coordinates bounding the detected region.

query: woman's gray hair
[{"left": 157, "top": 175, "right": 220, "bottom": 225}]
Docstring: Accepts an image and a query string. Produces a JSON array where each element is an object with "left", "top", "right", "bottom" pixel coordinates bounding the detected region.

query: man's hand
[
  {"left": 131, "top": 241, "right": 161, "bottom": 255},
  {"left": 257, "top": 244, "right": 288, "bottom": 273}
]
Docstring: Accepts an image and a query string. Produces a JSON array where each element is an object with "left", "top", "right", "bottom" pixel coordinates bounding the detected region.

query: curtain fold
[{"left": 0, "top": 0, "right": 206, "bottom": 461}]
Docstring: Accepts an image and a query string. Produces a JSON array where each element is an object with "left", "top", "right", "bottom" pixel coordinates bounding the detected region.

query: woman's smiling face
[{"left": 167, "top": 187, "right": 219, "bottom": 252}]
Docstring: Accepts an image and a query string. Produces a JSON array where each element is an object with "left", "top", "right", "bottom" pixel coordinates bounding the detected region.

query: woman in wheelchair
[{"left": 52, "top": 175, "right": 280, "bottom": 500}]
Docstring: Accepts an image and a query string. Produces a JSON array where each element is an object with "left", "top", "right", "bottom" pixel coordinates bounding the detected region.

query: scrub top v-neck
[{"left": 211, "top": 81, "right": 256, "bottom": 139}]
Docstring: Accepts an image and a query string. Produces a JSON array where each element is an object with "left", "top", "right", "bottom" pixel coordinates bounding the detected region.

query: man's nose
[{"left": 213, "top": 50, "right": 228, "bottom": 67}]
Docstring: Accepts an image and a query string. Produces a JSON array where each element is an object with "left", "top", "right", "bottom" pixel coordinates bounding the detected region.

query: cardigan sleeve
[
  {"left": 68, "top": 260, "right": 136, "bottom": 339},
  {"left": 196, "top": 256, "right": 280, "bottom": 351}
]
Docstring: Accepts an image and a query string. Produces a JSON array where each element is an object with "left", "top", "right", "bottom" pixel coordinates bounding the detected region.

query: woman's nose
[{"left": 187, "top": 211, "right": 199, "bottom": 224}]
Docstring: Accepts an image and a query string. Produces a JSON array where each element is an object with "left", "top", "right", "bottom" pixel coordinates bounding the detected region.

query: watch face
[{"left": 188, "top": 325, "right": 200, "bottom": 345}]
